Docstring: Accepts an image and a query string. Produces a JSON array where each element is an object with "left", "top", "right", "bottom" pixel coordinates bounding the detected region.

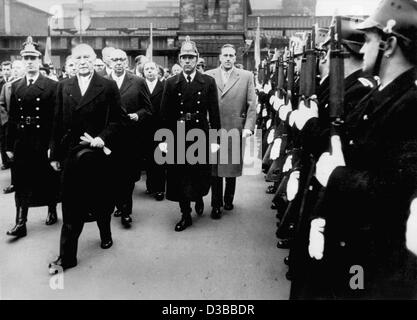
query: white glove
[
  {"left": 283, "top": 155, "right": 293, "bottom": 173},
  {"left": 80, "top": 133, "right": 111, "bottom": 155},
  {"left": 294, "top": 98, "right": 319, "bottom": 130},
  {"left": 211, "top": 143, "right": 220, "bottom": 153},
  {"left": 6, "top": 151, "right": 14, "bottom": 160},
  {"left": 264, "top": 82, "right": 272, "bottom": 93},
  {"left": 266, "top": 119, "right": 272, "bottom": 130},
  {"left": 242, "top": 129, "right": 253, "bottom": 139},
  {"left": 159, "top": 142, "right": 168, "bottom": 154},
  {"left": 262, "top": 109, "right": 268, "bottom": 118},
  {"left": 287, "top": 171, "right": 300, "bottom": 202},
  {"left": 289, "top": 110, "right": 298, "bottom": 127},
  {"left": 407, "top": 199, "right": 417, "bottom": 256},
  {"left": 50, "top": 161, "right": 61, "bottom": 172},
  {"left": 129, "top": 113, "right": 139, "bottom": 122},
  {"left": 309, "top": 218, "right": 326, "bottom": 260},
  {"left": 274, "top": 95, "right": 288, "bottom": 112},
  {"left": 279, "top": 102, "right": 292, "bottom": 121},
  {"left": 315, "top": 136, "right": 346, "bottom": 187},
  {"left": 269, "top": 94, "right": 277, "bottom": 106},
  {"left": 267, "top": 129, "right": 275, "bottom": 145},
  {"left": 256, "top": 104, "right": 261, "bottom": 114},
  {"left": 270, "top": 138, "right": 282, "bottom": 161}
]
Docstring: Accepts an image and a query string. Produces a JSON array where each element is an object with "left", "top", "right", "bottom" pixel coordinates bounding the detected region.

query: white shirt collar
[
  {"left": 183, "top": 71, "right": 196, "bottom": 83},
  {"left": 221, "top": 66, "right": 234, "bottom": 75},
  {"left": 77, "top": 72, "right": 94, "bottom": 95},
  {"left": 26, "top": 73, "right": 40, "bottom": 86},
  {"left": 112, "top": 71, "right": 126, "bottom": 81}
]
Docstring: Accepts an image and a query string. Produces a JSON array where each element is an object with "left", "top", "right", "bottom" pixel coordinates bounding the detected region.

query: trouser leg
[
  {"left": 96, "top": 214, "right": 112, "bottom": 242},
  {"left": 224, "top": 177, "right": 236, "bottom": 205},
  {"left": 211, "top": 176, "right": 223, "bottom": 208},
  {"left": 59, "top": 219, "right": 84, "bottom": 264}
]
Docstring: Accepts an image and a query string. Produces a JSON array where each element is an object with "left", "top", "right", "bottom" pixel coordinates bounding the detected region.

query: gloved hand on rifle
[
  {"left": 267, "top": 129, "right": 275, "bottom": 145},
  {"left": 315, "top": 136, "right": 345, "bottom": 187},
  {"left": 270, "top": 138, "right": 282, "bottom": 161},
  {"left": 287, "top": 171, "right": 300, "bottom": 202},
  {"left": 407, "top": 198, "right": 417, "bottom": 256},
  {"left": 309, "top": 218, "right": 326, "bottom": 260},
  {"left": 293, "top": 95, "right": 319, "bottom": 131},
  {"left": 278, "top": 100, "right": 293, "bottom": 121}
]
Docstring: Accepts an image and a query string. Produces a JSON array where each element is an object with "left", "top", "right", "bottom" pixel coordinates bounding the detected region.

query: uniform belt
[
  {"left": 179, "top": 112, "right": 201, "bottom": 122},
  {"left": 19, "top": 116, "right": 40, "bottom": 127}
]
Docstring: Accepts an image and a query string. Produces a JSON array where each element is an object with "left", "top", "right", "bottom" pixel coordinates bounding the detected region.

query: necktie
[
  {"left": 187, "top": 75, "right": 192, "bottom": 83},
  {"left": 28, "top": 79, "right": 34, "bottom": 88}
]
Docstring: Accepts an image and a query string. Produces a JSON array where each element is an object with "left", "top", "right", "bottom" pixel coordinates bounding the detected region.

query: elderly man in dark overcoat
[
  {"left": 106, "top": 48, "right": 152, "bottom": 227},
  {"left": 159, "top": 37, "right": 221, "bottom": 232},
  {"left": 48, "top": 43, "right": 126, "bottom": 273}
]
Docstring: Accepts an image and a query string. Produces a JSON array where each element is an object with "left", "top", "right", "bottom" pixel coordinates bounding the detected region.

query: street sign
[{"left": 73, "top": 11, "right": 91, "bottom": 32}]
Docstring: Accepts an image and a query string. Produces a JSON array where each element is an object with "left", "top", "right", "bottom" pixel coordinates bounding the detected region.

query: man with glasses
[
  {"left": 48, "top": 43, "right": 126, "bottom": 273},
  {"left": 107, "top": 49, "right": 152, "bottom": 227},
  {"left": 5, "top": 37, "right": 60, "bottom": 238}
]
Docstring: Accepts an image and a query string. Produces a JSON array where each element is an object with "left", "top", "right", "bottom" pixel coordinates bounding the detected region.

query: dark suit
[
  {"left": 7, "top": 75, "right": 59, "bottom": 208},
  {"left": 50, "top": 72, "right": 126, "bottom": 265},
  {"left": 106, "top": 72, "right": 152, "bottom": 215},
  {"left": 160, "top": 72, "right": 220, "bottom": 213},
  {"left": 145, "top": 79, "right": 166, "bottom": 194}
]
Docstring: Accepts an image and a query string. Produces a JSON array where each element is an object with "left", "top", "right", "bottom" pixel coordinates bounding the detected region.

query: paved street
[{"left": 0, "top": 168, "right": 289, "bottom": 300}]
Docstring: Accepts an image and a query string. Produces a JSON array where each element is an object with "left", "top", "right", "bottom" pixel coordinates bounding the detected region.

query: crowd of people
[{"left": 2, "top": 0, "right": 417, "bottom": 300}]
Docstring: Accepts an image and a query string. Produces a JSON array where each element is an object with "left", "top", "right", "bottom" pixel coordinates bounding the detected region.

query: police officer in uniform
[
  {"left": 5, "top": 37, "right": 59, "bottom": 238},
  {"left": 159, "top": 37, "right": 221, "bottom": 232},
  {"left": 307, "top": 0, "right": 417, "bottom": 299}
]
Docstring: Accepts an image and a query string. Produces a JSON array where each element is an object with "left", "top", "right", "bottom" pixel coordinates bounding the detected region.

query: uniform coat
[
  {"left": 50, "top": 72, "right": 126, "bottom": 221},
  {"left": 7, "top": 75, "right": 59, "bottom": 207},
  {"left": 160, "top": 72, "right": 220, "bottom": 202},
  {"left": 205, "top": 67, "right": 257, "bottom": 178},
  {"left": 293, "top": 67, "right": 417, "bottom": 299}
]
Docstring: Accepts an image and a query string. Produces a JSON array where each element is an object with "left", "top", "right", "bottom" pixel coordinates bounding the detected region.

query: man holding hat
[
  {"left": 304, "top": 0, "right": 417, "bottom": 299},
  {"left": 159, "top": 36, "right": 221, "bottom": 232},
  {"left": 5, "top": 36, "right": 60, "bottom": 238}
]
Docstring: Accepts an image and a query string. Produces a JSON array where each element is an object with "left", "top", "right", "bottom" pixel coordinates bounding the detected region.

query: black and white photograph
[{"left": 1, "top": 0, "right": 417, "bottom": 306}]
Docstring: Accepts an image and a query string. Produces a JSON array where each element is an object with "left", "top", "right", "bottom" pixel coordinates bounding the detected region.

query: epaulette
[{"left": 358, "top": 77, "right": 374, "bottom": 88}]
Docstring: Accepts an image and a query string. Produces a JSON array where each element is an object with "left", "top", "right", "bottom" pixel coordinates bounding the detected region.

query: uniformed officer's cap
[
  {"left": 20, "top": 36, "right": 42, "bottom": 57},
  {"left": 322, "top": 16, "right": 366, "bottom": 54},
  {"left": 179, "top": 36, "right": 199, "bottom": 58},
  {"left": 315, "top": 27, "right": 330, "bottom": 49},
  {"left": 356, "top": 0, "right": 417, "bottom": 43}
]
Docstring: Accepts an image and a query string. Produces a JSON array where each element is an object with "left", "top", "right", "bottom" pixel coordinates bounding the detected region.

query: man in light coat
[{"left": 205, "top": 44, "right": 257, "bottom": 219}]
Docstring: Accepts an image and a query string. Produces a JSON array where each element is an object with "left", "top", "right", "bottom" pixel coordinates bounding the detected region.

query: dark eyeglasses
[
  {"left": 111, "top": 58, "right": 126, "bottom": 62},
  {"left": 23, "top": 56, "right": 39, "bottom": 61}
]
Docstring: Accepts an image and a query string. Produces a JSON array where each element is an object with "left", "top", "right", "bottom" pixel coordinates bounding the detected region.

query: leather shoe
[
  {"left": 210, "top": 208, "right": 222, "bottom": 220},
  {"left": 48, "top": 257, "right": 77, "bottom": 274},
  {"left": 224, "top": 203, "right": 234, "bottom": 211},
  {"left": 175, "top": 216, "right": 192, "bottom": 232},
  {"left": 285, "top": 270, "right": 293, "bottom": 281},
  {"left": 113, "top": 209, "right": 122, "bottom": 217},
  {"left": 271, "top": 203, "right": 277, "bottom": 210},
  {"left": 121, "top": 215, "right": 132, "bottom": 227},
  {"left": 45, "top": 208, "right": 58, "bottom": 226},
  {"left": 277, "top": 238, "right": 292, "bottom": 249},
  {"left": 101, "top": 238, "right": 113, "bottom": 249},
  {"left": 3, "top": 185, "right": 15, "bottom": 194},
  {"left": 154, "top": 192, "right": 165, "bottom": 201},
  {"left": 195, "top": 199, "right": 204, "bottom": 216}
]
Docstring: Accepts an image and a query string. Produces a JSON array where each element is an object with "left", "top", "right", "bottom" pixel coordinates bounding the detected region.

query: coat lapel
[
  {"left": 119, "top": 73, "right": 133, "bottom": 95},
  {"left": 65, "top": 77, "right": 82, "bottom": 105},
  {"left": 75, "top": 72, "right": 104, "bottom": 110},
  {"left": 222, "top": 68, "right": 239, "bottom": 97},
  {"left": 151, "top": 80, "right": 163, "bottom": 98}
]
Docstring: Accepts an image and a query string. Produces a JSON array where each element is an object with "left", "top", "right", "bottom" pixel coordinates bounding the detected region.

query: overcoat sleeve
[{"left": 244, "top": 72, "right": 257, "bottom": 132}]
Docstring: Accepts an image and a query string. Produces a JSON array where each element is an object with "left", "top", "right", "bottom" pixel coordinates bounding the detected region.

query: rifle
[
  {"left": 329, "top": 16, "right": 346, "bottom": 128},
  {"left": 286, "top": 45, "right": 296, "bottom": 105},
  {"left": 304, "top": 29, "right": 318, "bottom": 99}
]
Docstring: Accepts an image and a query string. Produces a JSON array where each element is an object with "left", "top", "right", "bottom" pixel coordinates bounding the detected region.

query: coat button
[
  {"left": 198, "top": 92, "right": 201, "bottom": 95},
  {"left": 340, "top": 241, "right": 346, "bottom": 247},
  {"left": 180, "top": 111, "right": 184, "bottom": 114},
  {"left": 309, "top": 185, "right": 313, "bottom": 191},
  {"left": 197, "top": 101, "right": 200, "bottom": 104},
  {"left": 20, "top": 107, "right": 23, "bottom": 111},
  {"left": 181, "top": 102, "right": 184, "bottom": 105},
  {"left": 349, "top": 140, "right": 354, "bottom": 145},
  {"left": 36, "top": 116, "right": 40, "bottom": 119},
  {"left": 36, "top": 98, "right": 40, "bottom": 101},
  {"left": 196, "top": 120, "right": 199, "bottom": 123},
  {"left": 20, "top": 125, "right": 24, "bottom": 128},
  {"left": 36, "top": 125, "right": 40, "bottom": 129},
  {"left": 196, "top": 111, "right": 199, "bottom": 114},
  {"left": 21, "top": 116, "right": 24, "bottom": 119},
  {"left": 18, "top": 98, "right": 21, "bottom": 102},
  {"left": 36, "top": 107, "right": 40, "bottom": 111},
  {"left": 363, "top": 115, "right": 368, "bottom": 120},
  {"left": 178, "top": 93, "right": 182, "bottom": 96}
]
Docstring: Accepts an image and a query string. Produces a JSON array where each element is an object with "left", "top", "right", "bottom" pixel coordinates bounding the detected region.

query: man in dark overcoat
[
  {"left": 48, "top": 44, "right": 126, "bottom": 273},
  {"left": 106, "top": 49, "right": 152, "bottom": 227},
  {"left": 143, "top": 61, "right": 166, "bottom": 201},
  {"left": 5, "top": 37, "right": 59, "bottom": 238},
  {"left": 159, "top": 37, "right": 221, "bottom": 232}
]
